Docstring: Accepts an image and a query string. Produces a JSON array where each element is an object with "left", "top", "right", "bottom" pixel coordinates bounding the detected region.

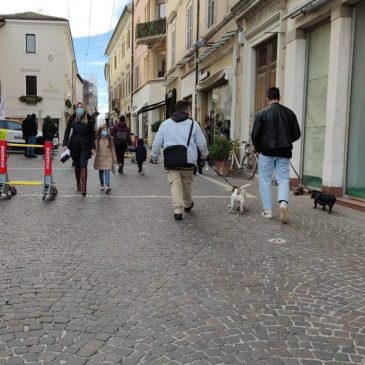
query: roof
[{"left": 0, "top": 12, "right": 68, "bottom": 22}]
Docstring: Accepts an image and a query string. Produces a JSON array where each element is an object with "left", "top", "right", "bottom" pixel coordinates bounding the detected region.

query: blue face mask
[
  {"left": 76, "top": 107, "right": 84, "bottom": 118},
  {"left": 101, "top": 130, "right": 109, "bottom": 137}
]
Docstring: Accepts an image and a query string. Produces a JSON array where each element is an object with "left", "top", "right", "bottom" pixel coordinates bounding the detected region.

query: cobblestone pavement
[{"left": 1, "top": 153, "right": 364, "bottom": 365}]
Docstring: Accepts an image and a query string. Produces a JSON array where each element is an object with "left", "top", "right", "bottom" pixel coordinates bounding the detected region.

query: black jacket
[
  {"left": 129, "top": 139, "right": 147, "bottom": 162},
  {"left": 63, "top": 113, "right": 96, "bottom": 159},
  {"left": 251, "top": 102, "right": 301, "bottom": 158},
  {"left": 22, "top": 116, "right": 38, "bottom": 136},
  {"left": 42, "top": 120, "right": 57, "bottom": 141}
]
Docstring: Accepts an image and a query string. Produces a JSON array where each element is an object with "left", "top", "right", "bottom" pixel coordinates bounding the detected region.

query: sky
[{"left": 0, "top": 0, "right": 130, "bottom": 115}]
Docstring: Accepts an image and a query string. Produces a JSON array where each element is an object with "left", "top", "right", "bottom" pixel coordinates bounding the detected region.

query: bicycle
[{"left": 222, "top": 141, "right": 258, "bottom": 179}]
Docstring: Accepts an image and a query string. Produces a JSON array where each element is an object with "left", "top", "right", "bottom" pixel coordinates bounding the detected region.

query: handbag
[{"left": 163, "top": 119, "right": 194, "bottom": 169}]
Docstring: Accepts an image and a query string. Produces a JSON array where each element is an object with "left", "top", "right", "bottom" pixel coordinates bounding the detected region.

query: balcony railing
[
  {"left": 112, "top": 99, "right": 120, "bottom": 111},
  {"left": 136, "top": 18, "right": 166, "bottom": 46}
]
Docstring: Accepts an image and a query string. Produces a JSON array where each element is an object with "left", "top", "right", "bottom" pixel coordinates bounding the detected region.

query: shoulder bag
[{"left": 163, "top": 119, "right": 194, "bottom": 169}]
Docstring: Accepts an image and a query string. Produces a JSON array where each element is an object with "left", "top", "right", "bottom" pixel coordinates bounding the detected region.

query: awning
[{"left": 197, "top": 69, "right": 229, "bottom": 92}]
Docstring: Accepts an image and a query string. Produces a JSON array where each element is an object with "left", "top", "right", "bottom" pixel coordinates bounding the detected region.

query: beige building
[
  {"left": 132, "top": 0, "right": 167, "bottom": 144},
  {"left": 0, "top": 11, "right": 78, "bottom": 137},
  {"left": 105, "top": 4, "right": 133, "bottom": 126},
  {"left": 165, "top": 0, "right": 240, "bottom": 144}
]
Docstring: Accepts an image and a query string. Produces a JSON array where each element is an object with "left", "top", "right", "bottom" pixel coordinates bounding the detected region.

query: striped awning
[{"left": 197, "top": 69, "right": 229, "bottom": 91}]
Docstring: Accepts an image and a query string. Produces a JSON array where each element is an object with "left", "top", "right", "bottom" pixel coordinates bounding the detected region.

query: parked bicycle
[{"left": 223, "top": 140, "right": 258, "bottom": 179}]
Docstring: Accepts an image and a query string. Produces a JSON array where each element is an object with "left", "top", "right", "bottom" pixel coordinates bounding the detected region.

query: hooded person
[
  {"left": 111, "top": 115, "right": 132, "bottom": 174},
  {"left": 62, "top": 102, "right": 96, "bottom": 196},
  {"left": 42, "top": 115, "right": 57, "bottom": 142},
  {"left": 151, "top": 100, "right": 209, "bottom": 220},
  {"left": 129, "top": 138, "right": 147, "bottom": 174}
]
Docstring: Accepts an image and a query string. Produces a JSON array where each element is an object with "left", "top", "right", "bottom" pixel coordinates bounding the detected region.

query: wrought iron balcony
[
  {"left": 136, "top": 18, "right": 166, "bottom": 46},
  {"left": 112, "top": 99, "right": 120, "bottom": 111}
]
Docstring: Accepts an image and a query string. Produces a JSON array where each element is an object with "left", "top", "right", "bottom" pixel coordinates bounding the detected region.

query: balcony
[
  {"left": 112, "top": 99, "right": 120, "bottom": 111},
  {"left": 136, "top": 18, "right": 166, "bottom": 47}
]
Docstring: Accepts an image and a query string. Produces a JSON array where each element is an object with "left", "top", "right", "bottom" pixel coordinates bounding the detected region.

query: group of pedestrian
[{"left": 62, "top": 87, "right": 301, "bottom": 223}]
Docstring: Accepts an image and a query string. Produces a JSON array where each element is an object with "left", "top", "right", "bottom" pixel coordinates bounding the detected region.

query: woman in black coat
[{"left": 63, "top": 102, "right": 96, "bottom": 196}]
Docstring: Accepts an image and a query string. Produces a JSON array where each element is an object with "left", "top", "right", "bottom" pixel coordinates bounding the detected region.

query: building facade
[
  {"left": 132, "top": 0, "right": 167, "bottom": 145},
  {"left": 105, "top": 4, "right": 133, "bottom": 126},
  {"left": 0, "top": 12, "right": 78, "bottom": 137}
]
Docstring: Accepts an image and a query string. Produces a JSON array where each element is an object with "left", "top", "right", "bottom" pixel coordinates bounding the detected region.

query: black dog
[{"left": 310, "top": 190, "right": 336, "bottom": 213}]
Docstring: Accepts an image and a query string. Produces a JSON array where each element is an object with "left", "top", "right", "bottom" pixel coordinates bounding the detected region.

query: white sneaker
[
  {"left": 261, "top": 210, "right": 273, "bottom": 219},
  {"left": 100, "top": 186, "right": 104, "bottom": 191},
  {"left": 280, "top": 202, "right": 289, "bottom": 224},
  {"left": 105, "top": 186, "right": 111, "bottom": 193}
]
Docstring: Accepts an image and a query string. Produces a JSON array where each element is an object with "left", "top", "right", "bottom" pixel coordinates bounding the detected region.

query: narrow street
[{"left": 0, "top": 153, "right": 364, "bottom": 365}]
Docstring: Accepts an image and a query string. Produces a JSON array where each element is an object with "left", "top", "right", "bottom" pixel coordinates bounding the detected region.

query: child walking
[
  {"left": 129, "top": 138, "right": 147, "bottom": 175},
  {"left": 94, "top": 125, "right": 117, "bottom": 193}
]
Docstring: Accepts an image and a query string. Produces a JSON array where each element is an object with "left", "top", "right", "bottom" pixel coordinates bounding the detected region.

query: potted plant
[
  {"left": 65, "top": 99, "right": 72, "bottom": 109},
  {"left": 19, "top": 95, "right": 43, "bottom": 105},
  {"left": 208, "top": 136, "right": 234, "bottom": 175},
  {"left": 151, "top": 120, "right": 163, "bottom": 133}
]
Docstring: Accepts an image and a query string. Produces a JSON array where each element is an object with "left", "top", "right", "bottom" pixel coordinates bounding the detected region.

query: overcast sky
[{"left": 0, "top": 0, "right": 128, "bottom": 37}]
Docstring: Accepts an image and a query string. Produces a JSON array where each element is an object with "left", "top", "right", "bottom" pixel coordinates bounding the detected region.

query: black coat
[
  {"left": 129, "top": 145, "right": 147, "bottom": 162},
  {"left": 63, "top": 114, "right": 96, "bottom": 159},
  {"left": 42, "top": 120, "right": 57, "bottom": 141},
  {"left": 251, "top": 103, "right": 301, "bottom": 157},
  {"left": 22, "top": 116, "right": 38, "bottom": 136}
]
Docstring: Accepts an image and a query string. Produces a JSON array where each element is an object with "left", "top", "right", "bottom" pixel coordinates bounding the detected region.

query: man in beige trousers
[{"left": 152, "top": 100, "right": 208, "bottom": 220}]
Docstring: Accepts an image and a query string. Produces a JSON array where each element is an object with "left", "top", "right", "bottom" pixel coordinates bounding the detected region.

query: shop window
[
  {"left": 26, "top": 34, "right": 36, "bottom": 53},
  {"left": 157, "top": 0, "right": 166, "bottom": 19},
  {"left": 26, "top": 76, "right": 37, "bottom": 95}
]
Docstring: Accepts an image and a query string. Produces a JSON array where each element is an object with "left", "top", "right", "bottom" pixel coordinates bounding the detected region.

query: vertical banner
[
  {"left": 0, "top": 140, "right": 7, "bottom": 174},
  {"left": 44, "top": 141, "right": 52, "bottom": 177}
]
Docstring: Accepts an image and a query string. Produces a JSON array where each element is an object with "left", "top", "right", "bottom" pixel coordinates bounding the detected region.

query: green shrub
[
  {"left": 151, "top": 120, "right": 163, "bottom": 133},
  {"left": 208, "top": 137, "right": 234, "bottom": 161}
]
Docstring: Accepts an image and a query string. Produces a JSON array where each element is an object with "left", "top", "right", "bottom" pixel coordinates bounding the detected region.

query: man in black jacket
[{"left": 251, "top": 87, "right": 301, "bottom": 224}]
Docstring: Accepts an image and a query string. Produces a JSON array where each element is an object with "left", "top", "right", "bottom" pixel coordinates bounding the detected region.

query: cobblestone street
[{"left": 1, "top": 153, "right": 365, "bottom": 365}]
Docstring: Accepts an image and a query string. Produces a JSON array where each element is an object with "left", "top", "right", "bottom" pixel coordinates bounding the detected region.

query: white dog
[{"left": 228, "top": 184, "right": 250, "bottom": 214}]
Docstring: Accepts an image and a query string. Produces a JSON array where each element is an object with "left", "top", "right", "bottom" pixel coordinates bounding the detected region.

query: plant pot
[{"left": 215, "top": 160, "right": 230, "bottom": 176}]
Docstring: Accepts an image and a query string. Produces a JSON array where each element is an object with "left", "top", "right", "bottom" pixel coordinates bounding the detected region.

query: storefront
[
  {"left": 303, "top": 22, "right": 330, "bottom": 188},
  {"left": 346, "top": 1, "right": 365, "bottom": 200}
]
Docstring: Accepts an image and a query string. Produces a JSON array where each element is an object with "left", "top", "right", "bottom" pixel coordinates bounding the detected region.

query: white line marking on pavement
[
  {"left": 16, "top": 194, "right": 230, "bottom": 199},
  {"left": 198, "top": 174, "right": 256, "bottom": 198}
]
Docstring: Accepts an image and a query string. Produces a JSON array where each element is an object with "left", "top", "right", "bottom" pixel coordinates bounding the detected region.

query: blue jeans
[
  {"left": 27, "top": 135, "right": 36, "bottom": 156},
  {"left": 72, "top": 150, "right": 89, "bottom": 168},
  {"left": 103, "top": 170, "right": 111, "bottom": 187},
  {"left": 258, "top": 154, "right": 290, "bottom": 211}
]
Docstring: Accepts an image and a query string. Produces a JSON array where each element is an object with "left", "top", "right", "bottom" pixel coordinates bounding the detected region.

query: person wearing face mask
[
  {"left": 62, "top": 102, "right": 96, "bottom": 196},
  {"left": 94, "top": 125, "right": 117, "bottom": 193}
]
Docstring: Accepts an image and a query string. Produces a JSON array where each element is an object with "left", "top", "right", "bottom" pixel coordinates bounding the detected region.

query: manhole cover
[{"left": 268, "top": 238, "right": 287, "bottom": 244}]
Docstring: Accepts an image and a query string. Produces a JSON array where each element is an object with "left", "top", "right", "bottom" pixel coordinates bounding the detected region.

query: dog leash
[
  {"left": 289, "top": 162, "right": 312, "bottom": 193},
  {"left": 207, "top": 162, "right": 237, "bottom": 188}
]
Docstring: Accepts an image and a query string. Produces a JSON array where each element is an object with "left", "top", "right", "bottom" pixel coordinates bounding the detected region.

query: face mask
[
  {"left": 76, "top": 107, "right": 84, "bottom": 118},
  {"left": 101, "top": 130, "right": 108, "bottom": 137}
]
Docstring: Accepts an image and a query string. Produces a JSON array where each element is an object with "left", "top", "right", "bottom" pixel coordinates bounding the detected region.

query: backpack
[{"left": 116, "top": 130, "right": 128, "bottom": 143}]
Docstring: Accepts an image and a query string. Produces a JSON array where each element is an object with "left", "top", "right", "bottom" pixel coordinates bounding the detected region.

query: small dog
[
  {"left": 228, "top": 184, "right": 250, "bottom": 214},
  {"left": 310, "top": 190, "right": 336, "bottom": 213}
]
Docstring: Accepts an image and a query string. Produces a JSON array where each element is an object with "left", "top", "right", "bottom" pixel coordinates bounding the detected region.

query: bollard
[
  {"left": 44, "top": 141, "right": 52, "bottom": 177},
  {"left": 0, "top": 140, "right": 12, "bottom": 199}
]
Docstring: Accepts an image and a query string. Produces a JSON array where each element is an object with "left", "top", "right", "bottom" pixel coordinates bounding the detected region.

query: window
[
  {"left": 7, "top": 121, "right": 22, "bottom": 131},
  {"left": 186, "top": 4, "right": 193, "bottom": 50},
  {"left": 127, "top": 30, "right": 131, "bottom": 49},
  {"left": 26, "top": 34, "right": 36, "bottom": 53},
  {"left": 114, "top": 55, "right": 117, "bottom": 69},
  {"left": 207, "top": 0, "right": 215, "bottom": 28},
  {"left": 171, "top": 28, "right": 176, "bottom": 65},
  {"left": 122, "top": 42, "right": 125, "bottom": 58},
  {"left": 26, "top": 76, "right": 37, "bottom": 95},
  {"left": 157, "top": 0, "right": 166, "bottom": 18}
]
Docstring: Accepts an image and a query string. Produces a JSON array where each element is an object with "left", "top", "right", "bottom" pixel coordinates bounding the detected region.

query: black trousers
[
  {"left": 137, "top": 161, "right": 143, "bottom": 172},
  {"left": 115, "top": 141, "right": 127, "bottom": 165}
]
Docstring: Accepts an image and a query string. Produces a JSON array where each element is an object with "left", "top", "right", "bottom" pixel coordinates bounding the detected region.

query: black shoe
[
  {"left": 174, "top": 214, "right": 183, "bottom": 220},
  {"left": 31, "top": 155, "right": 38, "bottom": 158},
  {"left": 118, "top": 165, "right": 123, "bottom": 174},
  {"left": 184, "top": 202, "right": 194, "bottom": 213}
]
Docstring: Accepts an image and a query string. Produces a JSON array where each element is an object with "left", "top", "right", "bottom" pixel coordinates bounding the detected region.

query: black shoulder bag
[{"left": 163, "top": 119, "right": 194, "bottom": 169}]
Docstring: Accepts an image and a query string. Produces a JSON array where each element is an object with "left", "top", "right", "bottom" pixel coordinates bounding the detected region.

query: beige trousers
[{"left": 167, "top": 170, "right": 194, "bottom": 214}]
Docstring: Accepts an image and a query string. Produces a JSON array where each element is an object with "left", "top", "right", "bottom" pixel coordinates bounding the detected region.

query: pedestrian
[
  {"left": 22, "top": 114, "right": 31, "bottom": 156},
  {"left": 111, "top": 115, "right": 131, "bottom": 174},
  {"left": 62, "top": 102, "right": 96, "bottom": 196},
  {"left": 129, "top": 138, "right": 147, "bottom": 175},
  {"left": 94, "top": 125, "right": 117, "bottom": 193},
  {"left": 42, "top": 115, "right": 57, "bottom": 142},
  {"left": 152, "top": 100, "right": 208, "bottom": 221},
  {"left": 251, "top": 87, "right": 301, "bottom": 224},
  {"left": 23, "top": 114, "right": 38, "bottom": 158}
]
